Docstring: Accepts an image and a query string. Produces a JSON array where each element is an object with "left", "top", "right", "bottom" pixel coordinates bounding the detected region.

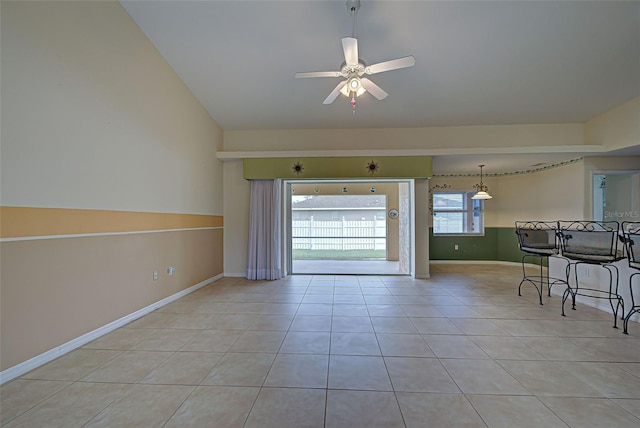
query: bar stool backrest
[
  {"left": 622, "top": 221, "right": 640, "bottom": 270},
  {"left": 515, "top": 221, "right": 559, "bottom": 256},
  {"left": 558, "top": 220, "right": 622, "bottom": 263}
]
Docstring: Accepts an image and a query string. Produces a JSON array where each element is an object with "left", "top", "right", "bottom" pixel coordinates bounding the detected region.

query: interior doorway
[
  {"left": 593, "top": 171, "right": 640, "bottom": 222},
  {"left": 286, "top": 180, "right": 411, "bottom": 275}
]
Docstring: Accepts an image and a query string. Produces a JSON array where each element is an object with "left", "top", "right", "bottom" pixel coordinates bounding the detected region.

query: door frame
[{"left": 282, "top": 178, "right": 424, "bottom": 277}]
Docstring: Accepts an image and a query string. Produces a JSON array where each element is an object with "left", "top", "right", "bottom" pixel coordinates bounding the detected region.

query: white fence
[{"left": 292, "top": 217, "right": 386, "bottom": 250}]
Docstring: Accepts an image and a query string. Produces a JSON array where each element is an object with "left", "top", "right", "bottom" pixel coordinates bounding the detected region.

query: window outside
[
  {"left": 291, "top": 195, "right": 387, "bottom": 259},
  {"left": 433, "top": 191, "right": 484, "bottom": 235}
]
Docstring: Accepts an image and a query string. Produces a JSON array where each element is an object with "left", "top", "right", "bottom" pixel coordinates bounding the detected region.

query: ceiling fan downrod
[{"left": 346, "top": 0, "right": 360, "bottom": 38}]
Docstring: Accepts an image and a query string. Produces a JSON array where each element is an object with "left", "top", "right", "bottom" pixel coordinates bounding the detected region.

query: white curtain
[{"left": 246, "top": 179, "right": 283, "bottom": 280}]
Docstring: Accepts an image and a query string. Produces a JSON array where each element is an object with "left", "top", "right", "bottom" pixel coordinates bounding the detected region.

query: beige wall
[
  {"left": 1, "top": 229, "right": 222, "bottom": 370},
  {"left": 493, "top": 161, "right": 586, "bottom": 227},
  {"left": 584, "top": 97, "right": 640, "bottom": 152},
  {"left": 223, "top": 124, "right": 584, "bottom": 153},
  {"left": 223, "top": 161, "right": 251, "bottom": 276},
  {"left": 1, "top": 1, "right": 223, "bottom": 213},
  {"left": 429, "top": 161, "right": 586, "bottom": 228},
  {"left": 1, "top": 2, "right": 224, "bottom": 372},
  {"left": 414, "top": 179, "right": 431, "bottom": 278}
]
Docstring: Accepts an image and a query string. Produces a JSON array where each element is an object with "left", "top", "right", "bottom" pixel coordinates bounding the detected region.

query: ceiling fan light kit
[{"left": 295, "top": 0, "right": 415, "bottom": 112}]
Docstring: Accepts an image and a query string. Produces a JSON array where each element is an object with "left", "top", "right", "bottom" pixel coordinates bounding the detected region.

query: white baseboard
[
  {"left": 0, "top": 273, "right": 223, "bottom": 385},
  {"left": 224, "top": 272, "right": 246, "bottom": 278}
]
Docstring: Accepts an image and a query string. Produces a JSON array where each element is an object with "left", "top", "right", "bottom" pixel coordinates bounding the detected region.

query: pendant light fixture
[{"left": 472, "top": 164, "right": 492, "bottom": 200}]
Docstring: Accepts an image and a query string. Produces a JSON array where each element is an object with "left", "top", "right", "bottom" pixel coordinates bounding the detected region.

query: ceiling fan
[{"left": 295, "top": 0, "right": 415, "bottom": 111}]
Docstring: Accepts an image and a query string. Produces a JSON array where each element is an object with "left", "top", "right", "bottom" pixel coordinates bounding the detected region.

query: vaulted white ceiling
[{"left": 121, "top": 1, "right": 639, "bottom": 172}]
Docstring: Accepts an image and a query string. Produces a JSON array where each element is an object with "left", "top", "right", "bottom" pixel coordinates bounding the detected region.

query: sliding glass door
[{"left": 286, "top": 180, "right": 411, "bottom": 275}]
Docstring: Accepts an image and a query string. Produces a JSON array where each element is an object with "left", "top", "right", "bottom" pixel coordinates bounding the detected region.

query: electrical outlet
[
  {"left": 167, "top": 266, "right": 175, "bottom": 276},
  {"left": 153, "top": 271, "right": 158, "bottom": 281},
  {"left": 454, "top": 244, "right": 459, "bottom": 251}
]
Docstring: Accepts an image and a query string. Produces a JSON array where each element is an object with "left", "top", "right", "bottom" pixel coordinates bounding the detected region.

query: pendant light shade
[
  {"left": 472, "top": 165, "right": 492, "bottom": 200},
  {"left": 471, "top": 190, "right": 492, "bottom": 200}
]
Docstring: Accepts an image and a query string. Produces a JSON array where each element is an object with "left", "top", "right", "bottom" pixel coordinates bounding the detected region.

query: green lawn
[{"left": 292, "top": 249, "right": 386, "bottom": 260}]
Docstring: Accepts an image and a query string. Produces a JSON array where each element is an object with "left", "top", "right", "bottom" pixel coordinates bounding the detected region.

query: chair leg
[
  {"left": 546, "top": 259, "right": 552, "bottom": 297},
  {"left": 624, "top": 308, "right": 639, "bottom": 335},
  {"left": 537, "top": 258, "right": 544, "bottom": 305},
  {"left": 518, "top": 254, "right": 543, "bottom": 305},
  {"left": 561, "top": 286, "right": 573, "bottom": 317},
  {"left": 603, "top": 264, "right": 623, "bottom": 329},
  {"left": 624, "top": 272, "right": 640, "bottom": 335},
  {"left": 571, "top": 263, "right": 581, "bottom": 310},
  {"left": 561, "top": 262, "right": 573, "bottom": 317}
]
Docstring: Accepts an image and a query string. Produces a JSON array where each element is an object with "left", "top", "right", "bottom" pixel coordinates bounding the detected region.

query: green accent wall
[
  {"left": 496, "top": 227, "right": 526, "bottom": 263},
  {"left": 429, "top": 227, "right": 535, "bottom": 264},
  {"left": 430, "top": 228, "right": 499, "bottom": 260},
  {"left": 243, "top": 156, "right": 432, "bottom": 180}
]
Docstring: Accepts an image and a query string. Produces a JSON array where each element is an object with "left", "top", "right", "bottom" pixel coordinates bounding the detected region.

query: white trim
[
  {"left": 0, "top": 274, "right": 223, "bottom": 385},
  {"left": 216, "top": 145, "right": 604, "bottom": 161},
  {"left": 0, "top": 227, "right": 223, "bottom": 243},
  {"left": 224, "top": 272, "right": 246, "bottom": 278}
]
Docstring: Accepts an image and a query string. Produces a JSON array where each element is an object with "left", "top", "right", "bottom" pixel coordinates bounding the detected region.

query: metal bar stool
[
  {"left": 622, "top": 221, "right": 640, "bottom": 335},
  {"left": 558, "top": 220, "right": 625, "bottom": 329},
  {"left": 515, "top": 221, "right": 568, "bottom": 305}
]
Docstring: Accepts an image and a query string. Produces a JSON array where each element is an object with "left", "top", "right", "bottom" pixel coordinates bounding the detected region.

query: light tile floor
[{"left": 2, "top": 264, "right": 640, "bottom": 427}]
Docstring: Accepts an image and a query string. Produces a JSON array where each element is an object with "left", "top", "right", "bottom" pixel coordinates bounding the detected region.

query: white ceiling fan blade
[
  {"left": 323, "top": 81, "right": 347, "bottom": 104},
  {"left": 295, "top": 71, "right": 342, "bottom": 79},
  {"left": 360, "top": 78, "right": 388, "bottom": 100},
  {"left": 365, "top": 56, "right": 415, "bottom": 75},
  {"left": 342, "top": 37, "right": 358, "bottom": 65}
]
